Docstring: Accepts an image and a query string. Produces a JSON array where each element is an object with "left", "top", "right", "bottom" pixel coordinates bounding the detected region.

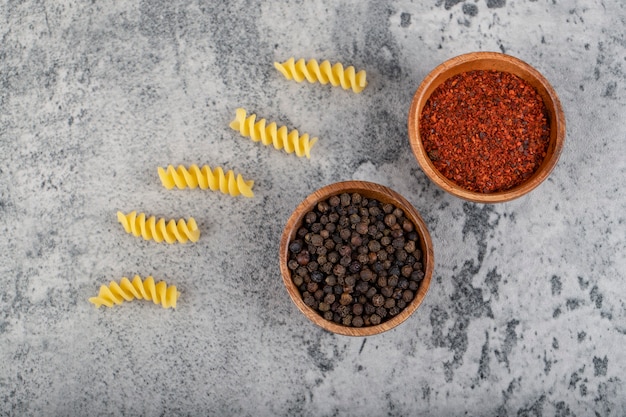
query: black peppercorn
[
  {"left": 381, "top": 286, "right": 393, "bottom": 298},
  {"left": 311, "top": 271, "right": 324, "bottom": 283},
  {"left": 384, "top": 214, "right": 396, "bottom": 227},
  {"left": 411, "top": 270, "right": 425, "bottom": 282},
  {"left": 372, "top": 294, "right": 385, "bottom": 307},
  {"left": 296, "top": 250, "right": 310, "bottom": 266},
  {"left": 349, "top": 261, "right": 362, "bottom": 273},
  {"left": 305, "top": 212, "right": 317, "bottom": 224},
  {"left": 293, "top": 275, "right": 303, "bottom": 287},
  {"left": 295, "top": 266, "right": 308, "bottom": 279},
  {"left": 338, "top": 244, "right": 351, "bottom": 258},
  {"left": 359, "top": 268, "right": 374, "bottom": 282},
  {"left": 356, "top": 222, "right": 369, "bottom": 234},
  {"left": 398, "top": 278, "right": 409, "bottom": 290},
  {"left": 309, "top": 234, "right": 321, "bottom": 247},
  {"left": 320, "top": 262, "right": 333, "bottom": 274},
  {"left": 377, "top": 276, "right": 388, "bottom": 288},
  {"left": 387, "top": 275, "right": 399, "bottom": 288},
  {"left": 355, "top": 280, "right": 369, "bottom": 294},
  {"left": 344, "top": 275, "right": 356, "bottom": 287},
  {"left": 401, "top": 265, "right": 413, "bottom": 278},
  {"left": 350, "top": 235, "right": 363, "bottom": 247},
  {"left": 357, "top": 253, "right": 369, "bottom": 264},
  {"left": 338, "top": 304, "right": 350, "bottom": 317},
  {"left": 288, "top": 259, "right": 299, "bottom": 270},
  {"left": 392, "top": 238, "right": 405, "bottom": 250},
  {"left": 317, "top": 201, "right": 330, "bottom": 213},
  {"left": 392, "top": 288, "right": 403, "bottom": 300},
  {"left": 352, "top": 316, "right": 364, "bottom": 327},
  {"left": 339, "top": 292, "right": 352, "bottom": 305},
  {"left": 303, "top": 294, "right": 315, "bottom": 307},
  {"left": 368, "top": 240, "right": 381, "bottom": 252},
  {"left": 333, "top": 264, "right": 346, "bottom": 277},
  {"left": 289, "top": 240, "right": 303, "bottom": 254},
  {"left": 339, "top": 216, "right": 349, "bottom": 228}
]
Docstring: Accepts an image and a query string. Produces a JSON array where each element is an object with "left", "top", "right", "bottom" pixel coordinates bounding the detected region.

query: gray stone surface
[{"left": 1, "top": 0, "right": 625, "bottom": 415}]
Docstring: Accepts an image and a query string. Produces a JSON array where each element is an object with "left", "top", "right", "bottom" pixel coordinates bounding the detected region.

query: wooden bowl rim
[
  {"left": 279, "top": 180, "right": 434, "bottom": 337},
  {"left": 408, "top": 51, "right": 566, "bottom": 203}
]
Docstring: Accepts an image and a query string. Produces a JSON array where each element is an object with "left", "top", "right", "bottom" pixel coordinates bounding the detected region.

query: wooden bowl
[
  {"left": 408, "top": 52, "right": 566, "bottom": 203},
  {"left": 279, "top": 181, "right": 434, "bottom": 336}
]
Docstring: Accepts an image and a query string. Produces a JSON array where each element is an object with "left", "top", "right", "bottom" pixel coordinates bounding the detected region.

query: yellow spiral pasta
[
  {"left": 158, "top": 164, "right": 254, "bottom": 197},
  {"left": 89, "top": 275, "right": 179, "bottom": 309},
  {"left": 117, "top": 211, "right": 200, "bottom": 244},
  {"left": 229, "top": 108, "right": 317, "bottom": 159},
  {"left": 274, "top": 57, "right": 367, "bottom": 93}
]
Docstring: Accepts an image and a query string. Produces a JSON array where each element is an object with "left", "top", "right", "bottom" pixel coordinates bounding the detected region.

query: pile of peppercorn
[{"left": 287, "top": 192, "right": 425, "bottom": 328}]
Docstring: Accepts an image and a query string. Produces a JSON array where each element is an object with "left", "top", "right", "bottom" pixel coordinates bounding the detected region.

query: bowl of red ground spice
[
  {"left": 279, "top": 181, "right": 434, "bottom": 336},
  {"left": 408, "top": 52, "right": 566, "bottom": 203}
]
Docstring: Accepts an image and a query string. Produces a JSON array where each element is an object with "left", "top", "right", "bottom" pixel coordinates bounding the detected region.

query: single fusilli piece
[
  {"left": 89, "top": 275, "right": 179, "bottom": 309},
  {"left": 117, "top": 211, "right": 200, "bottom": 244},
  {"left": 158, "top": 164, "right": 254, "bottom": 197},
  {"left": 274, "top": 58, "right": 367, "bottom": 93},
  {"left": 229, "top": 108, "right": 317, "bottom": 159}
]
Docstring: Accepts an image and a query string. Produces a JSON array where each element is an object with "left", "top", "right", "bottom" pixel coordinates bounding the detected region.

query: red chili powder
[{"left": 419, "top": 70, "right": 550, "bottom": 193}]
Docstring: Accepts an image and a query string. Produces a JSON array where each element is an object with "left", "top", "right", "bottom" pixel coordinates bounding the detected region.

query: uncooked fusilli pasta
[
  {"left": 229, "top": 108, "right": 317, "bottom": 159},
  {"left": 158, "top": 164, "right": 254, "bottom": 197},
  {"left": 274, "top": 58, "right": 367, "bottom": 93},
  {"left": 89, "top": 275, "right": 179, "bottom": 309},
  {"left": 117, "top": 211, "right": 200, "bottom": 244}
]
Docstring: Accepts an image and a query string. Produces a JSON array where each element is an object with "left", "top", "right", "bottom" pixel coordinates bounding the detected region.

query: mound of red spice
[{"left": 419, "top": 70, "right": 550, "bottom": 193}]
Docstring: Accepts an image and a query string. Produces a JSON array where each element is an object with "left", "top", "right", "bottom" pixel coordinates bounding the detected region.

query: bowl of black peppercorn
[{"left": 279, "top": 181, "right": 434, "bottom": 336}]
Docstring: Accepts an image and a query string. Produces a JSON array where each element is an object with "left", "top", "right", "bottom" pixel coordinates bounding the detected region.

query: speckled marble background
[{"left": 1, "top": 0, "right": 625, "bottom": 415}]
